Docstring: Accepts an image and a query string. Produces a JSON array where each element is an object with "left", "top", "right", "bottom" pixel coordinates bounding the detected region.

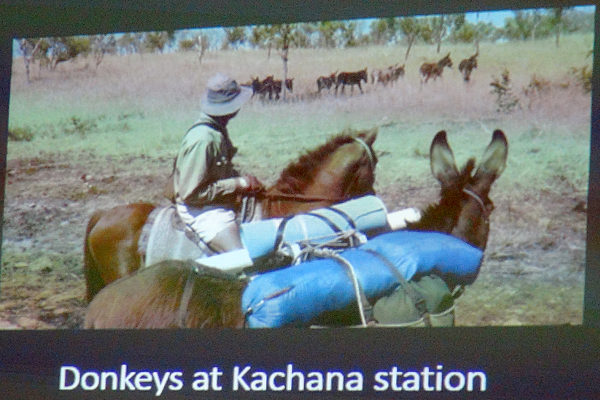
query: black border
[{"left": 1, "top": 1, "right": 599, "bottom": 398}]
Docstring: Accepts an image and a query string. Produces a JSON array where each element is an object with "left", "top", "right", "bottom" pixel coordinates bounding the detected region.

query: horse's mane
[{"left": 272, "top": 133, "right": 360, "bottom": 194}]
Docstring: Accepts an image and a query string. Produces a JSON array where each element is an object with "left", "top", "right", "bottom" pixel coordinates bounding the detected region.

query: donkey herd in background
[{"left": 248, "top": 51, "right": 479, "bottom": 100}]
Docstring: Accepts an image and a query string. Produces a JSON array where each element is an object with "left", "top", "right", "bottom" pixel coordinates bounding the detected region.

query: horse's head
[
  {"left": 312, "top": 129, "right": 378, "bottom": 199},
  {"left": 411, "top": 130, "right": 508, "bottom": 250},
  {"left": 267, "top": 129, "right": 378, "bottom": 216},
  {"left": 337, "top": 128, "right": 378, "bottom": 198}
]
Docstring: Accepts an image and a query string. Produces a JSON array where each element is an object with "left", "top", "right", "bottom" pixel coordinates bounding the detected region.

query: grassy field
[{"left": 2, "top": 33, "right": 593, "bottom": 328}]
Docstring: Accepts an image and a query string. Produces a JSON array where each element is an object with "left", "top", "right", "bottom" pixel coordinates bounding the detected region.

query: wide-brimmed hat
[{"left": 201, "top": 74, "right": 252, "bottom": 116}]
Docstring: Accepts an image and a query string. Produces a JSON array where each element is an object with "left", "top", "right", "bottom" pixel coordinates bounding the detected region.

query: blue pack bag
[{"left": 242, "top": 230, "right": 483, "bottom": 328}]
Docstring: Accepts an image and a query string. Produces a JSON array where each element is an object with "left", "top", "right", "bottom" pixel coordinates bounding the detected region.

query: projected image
[{"left": 1, "top": 6, "right": 593, "bottom": 328}]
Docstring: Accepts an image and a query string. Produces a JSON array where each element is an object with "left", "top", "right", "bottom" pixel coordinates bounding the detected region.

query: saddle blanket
[
  {"left": 139, "top": 206, "right": 214, "bottom": 267},
  {"left": 241, "top": 230, "right": 483, "bottom": 328}
]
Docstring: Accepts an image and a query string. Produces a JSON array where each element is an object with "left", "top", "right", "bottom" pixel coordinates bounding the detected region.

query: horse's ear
[
  {"left": 474, "top": 130, "right": 508, "bottom": 180},
  {"left": 362, "top": 128, "right": 377, "bottom": 146},
  {"left": 430, "top": 131, "right": 459, "bottom": 184}
]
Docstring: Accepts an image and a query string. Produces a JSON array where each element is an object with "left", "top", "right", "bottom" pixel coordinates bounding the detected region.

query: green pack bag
[{"left": 373, "top": 275, "right": 456, "bottom": 327}]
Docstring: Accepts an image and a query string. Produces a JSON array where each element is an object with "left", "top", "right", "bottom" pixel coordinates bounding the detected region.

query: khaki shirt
[{"left": 173, "top": 114, "right": 240, "bottom": 208}]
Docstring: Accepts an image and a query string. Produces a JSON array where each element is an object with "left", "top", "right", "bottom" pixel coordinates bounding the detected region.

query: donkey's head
[{"left": 409, "top": 130, "right": 508, "bottom": 250}]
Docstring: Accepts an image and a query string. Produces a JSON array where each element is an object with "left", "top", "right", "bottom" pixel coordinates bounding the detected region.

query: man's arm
[{"left": 175, "top": 136, "right": 259, "bottom": 206}]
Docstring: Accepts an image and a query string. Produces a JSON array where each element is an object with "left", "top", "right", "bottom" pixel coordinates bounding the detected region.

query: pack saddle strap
[
  {"left": 362, "top": 249, "right": 432, "bottom": 327},
  {"left": 176, "top": 265, "right": 198, "bottom": 328}
]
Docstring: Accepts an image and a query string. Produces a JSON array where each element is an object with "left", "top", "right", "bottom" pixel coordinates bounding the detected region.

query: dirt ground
[{"left": 0, "top": 149, "right": 587, "bottom": 329}]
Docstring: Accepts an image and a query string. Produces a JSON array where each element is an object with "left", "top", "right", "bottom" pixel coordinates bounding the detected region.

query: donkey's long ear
[
  {"left": 474, "top": 130, "right": 508, "bottom": 180},
  {"left": 430, "top": 131, "right": 459, "bottom": 184}
]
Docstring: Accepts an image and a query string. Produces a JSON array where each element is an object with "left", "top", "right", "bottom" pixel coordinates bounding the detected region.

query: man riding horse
[{"left": 174, "top": 74, "right": 264, "bottom": 254}]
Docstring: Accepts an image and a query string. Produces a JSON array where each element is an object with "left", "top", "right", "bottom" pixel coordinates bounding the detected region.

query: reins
[{"left": 259, "top": 190, "right": 345, "bottom": 203}]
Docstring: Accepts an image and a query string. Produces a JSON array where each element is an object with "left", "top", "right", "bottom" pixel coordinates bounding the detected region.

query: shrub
[
  {"left": 8, "top": 126, "right": 35, "bottom": 141},
  {"left": 489, "top": 68, "right": 520, "bottom": 114},
  {"left": 569, "top": 65, "right": 592, "bottom": 93},
  {"left": 523, "top": 74, "right": 551, "bottom": 110},
  {"left": 64, "top": 116, "right": 98, "bottom": 136}
]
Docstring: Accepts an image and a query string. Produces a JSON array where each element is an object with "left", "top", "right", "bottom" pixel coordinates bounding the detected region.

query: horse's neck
[{"left": 258, "top": 189, "right": 330, "bottom": 219}]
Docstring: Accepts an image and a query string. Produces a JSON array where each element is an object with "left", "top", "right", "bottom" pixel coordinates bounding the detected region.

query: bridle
[{"left": 462, "top": 187, "right": 491, "bottom": 222}]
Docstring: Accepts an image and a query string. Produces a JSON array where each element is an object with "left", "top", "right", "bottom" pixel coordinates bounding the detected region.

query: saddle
[
  {"left": 138, "top": 199, "right": 257, "bottom": 268},
  {"left": 138, "top": 206, "right": 214, "bottom": 267}
]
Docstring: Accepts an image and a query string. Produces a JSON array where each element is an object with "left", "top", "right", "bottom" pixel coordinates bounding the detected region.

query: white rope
[{"left": 310, "top": 248, "right": 369, "bottom": 327}]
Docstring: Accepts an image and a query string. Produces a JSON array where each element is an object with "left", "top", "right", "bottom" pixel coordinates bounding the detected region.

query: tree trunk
[
  {"left": 281, "top": 45, "right": 289, "bottom": 100},
  {"left": 404, "top": 36, "right": 414, "bottom": 61},
  {"left": 436, "top": 15, "right": 444, "bottom": 53}
]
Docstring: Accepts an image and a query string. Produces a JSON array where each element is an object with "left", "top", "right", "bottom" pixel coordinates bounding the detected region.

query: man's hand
[{"left": 237, "top": 175, "right": 265, "bottom": 193}]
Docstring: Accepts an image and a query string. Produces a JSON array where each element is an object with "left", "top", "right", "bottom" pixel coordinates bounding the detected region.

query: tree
[
  {"left": 432, "top": 15, "right": 450, "bottom": 53},
  {"left": 338, "top": 21, "right": 358, "bottom": 48},
  {"left": 273, "top": 24, "right": 292, "bottom": 99},
  {"left": 399, "top": 17, "right": 421, "bottom": 60},
  {"left": 260, "top": 23, "right": 305, "bottom": 99},
  {"left": 143, "top": 31, "right": 170, "bottom": 53},
  {"left": 317, "top": 21, "right": 343, "bottom": 48},
  {"left": 19, "top": 38, "right": 43, "bottom": 82},
  {"left": 197, "top": 34, "right": 210, "bottom": 64},
  {"left": 91, "top": 34, "right": 116, "bottom": 69},
  {"left": 117, "top": 33, "right": 144, "bottom": 54},
  {"left": 503, "top": 10, "right": 544, "bottom": 41},
  {"left": 369, "top": 18, "right": 399, "bottom": 45},
  {"left": 550, "top": 7, "right": 571, "bottom": 47},
  {"left": 223, "top": 26, "right": 247, "bottom": 49},
  {"left": 48, "top": 36, "right": 91, "bottom": 69}
]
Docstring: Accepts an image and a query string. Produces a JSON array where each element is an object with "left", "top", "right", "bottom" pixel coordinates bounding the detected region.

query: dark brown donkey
[
  {"left": 335, "top": 68, "right": 368, "bottom": 95},
  {"left": 84, "top": 130, "right": 378, "bottom": 301},
  {"left": 84, "top": 130, "right": 507, "bottom": 329}
]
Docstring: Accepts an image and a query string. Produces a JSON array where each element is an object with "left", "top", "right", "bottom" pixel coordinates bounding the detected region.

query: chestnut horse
[
  {"left": 83, "top": 130, "right": 378, "bottom": 301},
  {"left": 84, "top": 129, "right": 507, "bottom": 329}
]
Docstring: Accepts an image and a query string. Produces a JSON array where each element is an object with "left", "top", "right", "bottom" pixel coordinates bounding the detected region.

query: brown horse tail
[{"left": 83, "top": 209, "right": 105, "bottom": 302}]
